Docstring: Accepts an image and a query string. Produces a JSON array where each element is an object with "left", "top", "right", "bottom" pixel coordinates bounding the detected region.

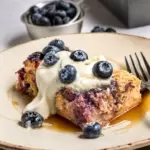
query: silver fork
[{"left": 125, "top": 52, "right": 150, "bottom": 91}]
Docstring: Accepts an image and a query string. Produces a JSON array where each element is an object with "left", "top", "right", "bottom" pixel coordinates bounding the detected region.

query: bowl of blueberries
[{"left": 21, "top": 0, "right": 84, "bottom": 39}]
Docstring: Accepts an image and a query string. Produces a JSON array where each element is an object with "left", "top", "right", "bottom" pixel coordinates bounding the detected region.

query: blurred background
[{"left": 1, "top": 0, "right": 150, "bottom": 50}]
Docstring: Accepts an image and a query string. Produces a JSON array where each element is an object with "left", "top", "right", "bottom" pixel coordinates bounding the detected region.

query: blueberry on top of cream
[
  {"left": 59, "top": 65, "right": 77, "bottom": 84},
  {"left": 49, "top": 39, "right": 65, "bottom": 50},
  {"left": 70, "top": 50, "right": 88, "bottom": 62},
  {"left": 92, "top": 61, "right": 113, "bottom": 78},
  {"left": 42, "top": 45, "right": 60, "bottom": 55},
  {"left": 43, "top": 52, "right": 59, "bottom": 66}
]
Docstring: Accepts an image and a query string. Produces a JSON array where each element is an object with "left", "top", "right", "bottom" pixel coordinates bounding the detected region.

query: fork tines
[{"left": 125, "top": 52, "right": 150, "bottom": 81}]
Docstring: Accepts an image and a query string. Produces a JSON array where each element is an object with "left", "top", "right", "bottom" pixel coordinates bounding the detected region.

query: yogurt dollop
[{"left": 23, "top": 51, "right": 119, "bottom": 119}]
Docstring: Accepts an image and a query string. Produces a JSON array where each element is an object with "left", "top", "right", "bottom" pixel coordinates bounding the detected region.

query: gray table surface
[{"left": 0, "top": 0, "right": 150, "bottom": 149}]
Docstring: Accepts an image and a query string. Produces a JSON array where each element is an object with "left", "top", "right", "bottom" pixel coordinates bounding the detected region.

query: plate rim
[
  {"left": 1, "top": 32, "right": 150, "bottom": 150},
  {"left": 0, "top": 137, "right": 149, "bottom": 150},
  {"left": 1, "top": 32, "right": 150, "bottom": 54}
]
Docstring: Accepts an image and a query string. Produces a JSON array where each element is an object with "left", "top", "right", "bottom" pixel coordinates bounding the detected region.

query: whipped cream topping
[{"left": 23, "top": 51, "right": 120, "bottom": 119}]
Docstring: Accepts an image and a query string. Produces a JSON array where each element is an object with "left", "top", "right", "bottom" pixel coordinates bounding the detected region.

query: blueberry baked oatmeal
[{"left": 16, "top": 39, "right": 141, "bottom": 138}]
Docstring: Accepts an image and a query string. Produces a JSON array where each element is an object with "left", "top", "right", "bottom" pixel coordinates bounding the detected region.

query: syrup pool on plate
[
  {"left": 42, "top": 92, "right": 150, "bottom": 133},
  {"left": 43, "top": 115, "right": 80, "bottom": 132},
  {"left": 10, "top": 93, "right": 150, "bottom": 133},
  {"left": 111, "top": 92, "right": 150, "bottom": 128}
]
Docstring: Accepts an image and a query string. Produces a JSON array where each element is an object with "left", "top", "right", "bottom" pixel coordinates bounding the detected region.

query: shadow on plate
[{"left": 7, "top": 33, "right": 31, "bottom": 48}]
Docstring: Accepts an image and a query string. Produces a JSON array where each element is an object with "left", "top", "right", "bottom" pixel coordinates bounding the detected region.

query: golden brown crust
[
  {"left": 113, "top": 70, "right": 141, "bottom": 121},
  {"left": 16, "top": 59, "right": 40, "bottom": 98}
]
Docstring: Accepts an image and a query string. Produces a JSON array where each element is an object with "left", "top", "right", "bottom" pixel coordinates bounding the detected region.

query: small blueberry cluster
[
  {"left": 28, "top": 1, "right": 77, "bottom": 26},
  {"left": 91, "top": 26, "right": 116, "bottom": 33}
]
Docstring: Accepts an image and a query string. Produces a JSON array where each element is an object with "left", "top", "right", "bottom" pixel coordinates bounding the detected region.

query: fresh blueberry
[
  {"left": 49, "top": 39, "right": 65, "bottom": 50},
  {"left": 29, "top": 6, "right": 41, "bottom": 15},
  {"left": 59, "top": 65, "right": 77, "bottom": 84},
  {"left": 52, "top": 16, "right": 63, "bottom": 25},
  {"left": 56, "top": 10, "right": 67, "bottom": 18},
  {"left": 45, "top": 4, "right": 56, "bottom": 18},
  {"left": 57, "top": 1, "right": 70, "bottom": 10},
  {"left": 105, "top": 27, "right": 116, "bottom": 33},
  {"left": 42, "top": 45, "right": 60, "bottom": 55},
  {"left": 27, "top": 52, "right": 44, "bottom": 61},
  {"left": 46, "top": 12, "right": 56, "bottom": 19},
  {"left": 44, "top": 52, "right": 59, "bottom": 66},
  {"left": 40, "top": 8, "right": 49, "bottom": 16},
  {"left": 66, "top": 7, "right": 76, "bottom": 18},
  {"left": 39, "top": 16, "right": 51, "bottom": 26},
  {"left": 63, "top": 16, "right": 71, "bottom": 24},
  {"left": 93, "top": 61, "right": 113, "bottom": 78},
  {"left": 20, "top": 111, "right": 44, "bottom": 128},
  {"left": 82, "top": 122, "right": 101, "bottom": 139},
  {"left": 91, "top": 26, "right": 105, "bottom": 33},
  {"left": 31, "top": 12, "right": 42, "bottom": 25},
  {"left": 45, "top": 3, "right": 56, "bottom": 10},
  {"left": 70, "top": 50, "right": 88, "bottom": 62}
]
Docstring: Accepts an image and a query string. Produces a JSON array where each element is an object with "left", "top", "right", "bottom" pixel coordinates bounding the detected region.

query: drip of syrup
[
  {"left": 12, "top": 100, "right": 19, "bottom": 106},
  {"left": 43, "top": 115, "right": 80, "bottom": 132},
  {"left": 111, "top": 93, "right": 150, "bottom": 128},
  {"left": 11, "top": 92, "right": 150, "bottom": 133},
  {"left": 43, "top": 93, "right": 150, "bottom": 132}
]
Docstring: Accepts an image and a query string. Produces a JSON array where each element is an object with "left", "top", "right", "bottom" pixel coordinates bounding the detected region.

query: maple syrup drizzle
[
  {"left": 42, "top": 93, "right": 150, "bottom": 132},
  {"left": 111, "top": 93, "right": 150, "bottom": 128},
  {"left": 11, "top": 92, "right": 150, "bottom": 133},
  {"left": 43, "top": 115, "right": 80, "bottom": 132},
  {"left": 12, "top": 100, "right": 19, "bottom": 107}
]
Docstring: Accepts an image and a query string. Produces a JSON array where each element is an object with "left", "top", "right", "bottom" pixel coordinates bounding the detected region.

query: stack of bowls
[{"left": 21, "top": 0, "right": 84, "bottom": 39}]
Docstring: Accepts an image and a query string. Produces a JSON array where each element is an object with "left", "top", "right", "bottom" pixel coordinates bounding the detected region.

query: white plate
[{"left": 0, "top": 33, "right": 150, "bottom": 150}]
